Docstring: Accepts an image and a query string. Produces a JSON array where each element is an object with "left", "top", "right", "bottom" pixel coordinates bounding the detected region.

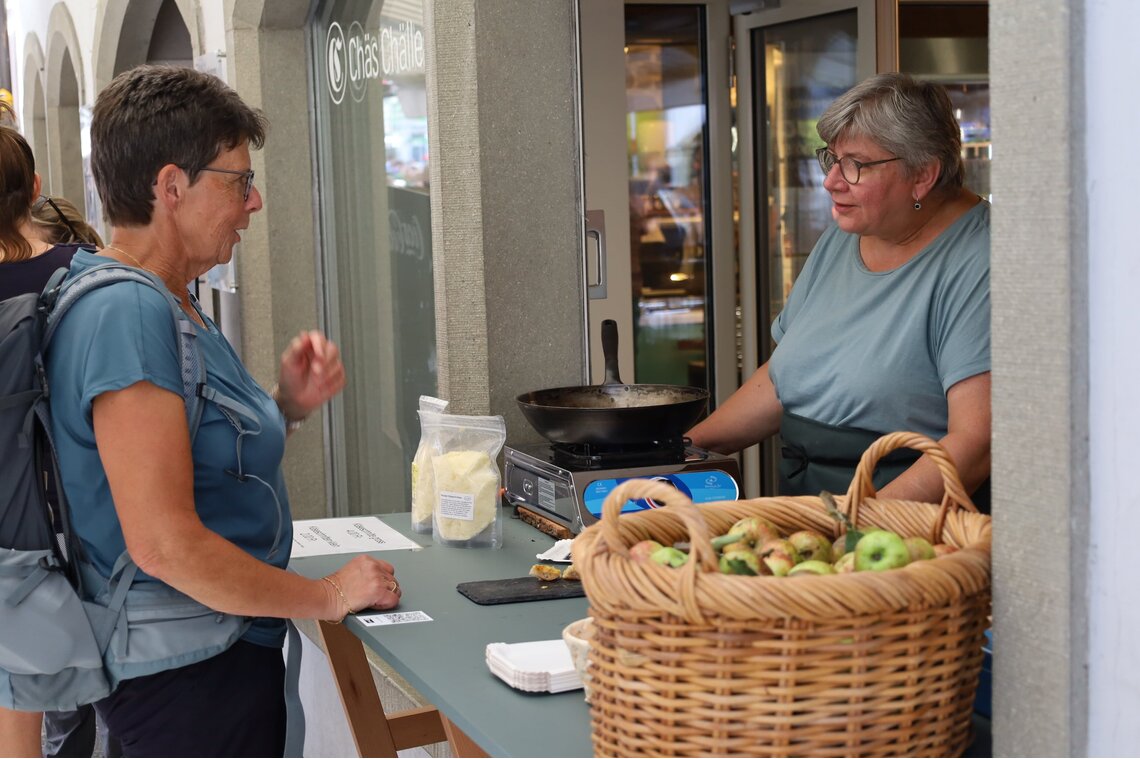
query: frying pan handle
[{"left": 601, "top": 319, "right": 622, "bottom": 385}]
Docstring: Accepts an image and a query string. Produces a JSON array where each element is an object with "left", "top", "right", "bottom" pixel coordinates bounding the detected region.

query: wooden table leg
[
  {"left": 441, "top": 715, "right": 490, "bottom": 758},
  {"left": 317, "top": 620, "right": 447, "bottom": 757}
]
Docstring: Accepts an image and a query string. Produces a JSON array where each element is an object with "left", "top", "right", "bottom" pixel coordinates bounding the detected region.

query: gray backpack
[{"left": 0, "top": 263, "right": 246, "bottom": 712}]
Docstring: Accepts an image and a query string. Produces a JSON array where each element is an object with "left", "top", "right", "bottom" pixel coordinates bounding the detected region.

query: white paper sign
[
  {"left": 291, "top": 516, "right": 419, "bottom": 558},
  {"left": 356, "top": 610, "right": 433, "bottom": 627}
]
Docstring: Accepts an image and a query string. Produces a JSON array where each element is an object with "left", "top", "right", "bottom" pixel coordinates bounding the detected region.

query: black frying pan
[{"left": 516, "top": 319, "right": 709, "bottom": 445}]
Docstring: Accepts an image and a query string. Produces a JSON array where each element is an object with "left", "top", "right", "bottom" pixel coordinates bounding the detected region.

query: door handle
[{"left": 585, "top": 209, "right": 607, "bottom": 299}]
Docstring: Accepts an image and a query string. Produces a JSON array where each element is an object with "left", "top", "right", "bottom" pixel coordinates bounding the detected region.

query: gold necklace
[
  {"left": 102, "top": 245, "right": 204, "bottom": 326},
  {"left": 102, "top": 244, "right": 148, "bottom": 270}
]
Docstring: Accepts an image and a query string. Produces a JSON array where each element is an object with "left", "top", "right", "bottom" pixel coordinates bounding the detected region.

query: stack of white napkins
[
  {"left": 486, "top": 640, "right": 583, "bottom": 693},
  {"left": 535, "top": 538, "right": 574, "bottom": 563}
]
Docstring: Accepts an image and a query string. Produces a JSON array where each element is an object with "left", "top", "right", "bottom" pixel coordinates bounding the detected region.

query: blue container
[{"left": 973, "top": 628, "right": 993, "bottom": 717}]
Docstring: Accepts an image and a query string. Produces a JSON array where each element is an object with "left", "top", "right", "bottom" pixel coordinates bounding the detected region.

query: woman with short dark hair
[
  {"left": 689, "top": 73, "right": 991, "bottom": 509},
  {"left": 44, "top": 65, "right": 402, "bottom": 756}
]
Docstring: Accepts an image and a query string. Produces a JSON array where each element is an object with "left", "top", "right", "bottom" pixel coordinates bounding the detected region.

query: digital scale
[{"left": 503, "top": 441, "right": 741, "bottom": 535}]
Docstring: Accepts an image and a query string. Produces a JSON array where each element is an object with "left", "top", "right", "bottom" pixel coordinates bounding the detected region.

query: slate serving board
[{"left": 456, "top": 576, "right": 586, "bottom": 605}]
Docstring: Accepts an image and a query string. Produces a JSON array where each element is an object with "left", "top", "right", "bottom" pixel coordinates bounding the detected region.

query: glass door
[
  {"left": 579, "top": 0, "right": 735, "bottom": 412},
  {"left": 734, "top": 0, "right": 878, "bottom": 495},
  {"left": 310, "top": 0, "right": 436, "bottom": 515}
]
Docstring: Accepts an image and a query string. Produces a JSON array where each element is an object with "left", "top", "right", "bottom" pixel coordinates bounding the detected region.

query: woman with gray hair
[{"left": 689, "top": 73, "right": 991, "bottom": 509}]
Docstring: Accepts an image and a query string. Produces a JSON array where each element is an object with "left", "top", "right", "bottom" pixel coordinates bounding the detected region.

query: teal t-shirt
[
  {"left": 769, "top": 201, "right": 990, "bottom": 439},
  {"left": 46, "top": 250, "right": 291, "bottom": 648}
]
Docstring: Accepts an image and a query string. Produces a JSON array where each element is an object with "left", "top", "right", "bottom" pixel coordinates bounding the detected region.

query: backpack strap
[{"left": 43, "top": 263, "right": 207, "bottom": 442}]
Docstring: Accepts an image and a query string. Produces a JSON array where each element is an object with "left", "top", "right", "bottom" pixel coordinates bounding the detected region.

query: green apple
[
  {"left": 789, "top": 530, "right": 833, "bottom": 563},
  {"left": 650, "top": 545, "right": 689, "bottom": 568},
  {"left": 788, "top": 559, "right": 836, "bottom": 577},
  {"left": 854, "top": 531, "right": 910, "bottom": 572},
  {"left": 757, "top": 539, "right": 800, "bottom": 577},
  {"left": 629, "top": 539, "right": 664, "bottom": 563},
  {"left": 718, "top": 550, "right": 761, "bottom": 575},
  {"left": 904, "top": 536, "right": 936, "bottom": 562},
  {"left": 833, "top": 552, "right": 856, "bottom": 573}
]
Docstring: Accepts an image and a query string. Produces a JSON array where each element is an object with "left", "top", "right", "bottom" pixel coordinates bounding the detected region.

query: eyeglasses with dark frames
[
  {"left": 815, "top": 147, "right": 902, "bottom": 185},
  {"left": 34, "top": 195, "right": 81, "bottom": 242},
  {"left": 199, "top": 166, "right": 256, "bottom": 201}
]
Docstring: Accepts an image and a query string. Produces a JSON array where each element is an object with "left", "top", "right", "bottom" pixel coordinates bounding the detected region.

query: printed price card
[
  {"left": 356, "top": 610, "right": 433, "bottom": 627},
  {"left": 291, "top": 516, "right": 419, "bottom": 558}
]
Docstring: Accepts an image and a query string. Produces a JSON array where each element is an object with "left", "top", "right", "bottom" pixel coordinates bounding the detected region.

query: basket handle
[
  {"left": 843, "top": 431, "right": 978, "bottom": 544},
  {"left": 598, "top": 478, "right": 720, "bottom": 574}
]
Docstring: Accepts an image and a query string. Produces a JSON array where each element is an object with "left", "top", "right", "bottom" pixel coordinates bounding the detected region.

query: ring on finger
[{"left": 388, "top": 580, "right": 400, "bottom": 594}]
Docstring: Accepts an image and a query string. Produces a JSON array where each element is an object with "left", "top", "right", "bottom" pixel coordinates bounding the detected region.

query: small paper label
[
  {"left": 356, "top": 610, "right": 433, "bottom": 627},
  {"left": 538, "top": 478, "right": 556, "bottom": 511},
  {"left": 438, "top": 490, "right": 475, "bottom": 521}
]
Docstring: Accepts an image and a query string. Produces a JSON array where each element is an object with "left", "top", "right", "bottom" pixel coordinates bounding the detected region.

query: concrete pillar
[{"left": 426, "top": 0, "right": 586, "bottom": 440}]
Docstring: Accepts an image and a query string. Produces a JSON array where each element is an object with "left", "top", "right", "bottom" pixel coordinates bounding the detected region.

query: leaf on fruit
[
  {"left": 820, "top": 491, "right": 855, "bottom": 531},
  {"left": 844, "top": 529, "right": 864, "bottom": 555},
  {"left": 721, "top": 556, "right": 759, "bottom": 576}
]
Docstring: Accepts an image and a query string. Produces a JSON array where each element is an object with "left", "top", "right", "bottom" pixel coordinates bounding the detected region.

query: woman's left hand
[{"left": 275, "top": 330, "right": 346, "bottom": 422}]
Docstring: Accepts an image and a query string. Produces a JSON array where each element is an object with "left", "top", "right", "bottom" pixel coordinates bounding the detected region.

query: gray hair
[{"left": 816, "top": 72, "right": 964, "bottom": 192}]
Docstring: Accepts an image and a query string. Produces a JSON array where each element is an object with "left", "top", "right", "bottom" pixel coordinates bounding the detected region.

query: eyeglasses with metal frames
[
  {"left": 815, "top": 147, "right": 902, "bottom": 184},
  {"left": 199, "top": 166, "right": 255, "bottom": 201}
]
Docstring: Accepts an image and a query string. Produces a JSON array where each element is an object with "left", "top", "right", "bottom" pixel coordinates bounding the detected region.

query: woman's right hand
[{"left": 324, "top": 555, "right": 402, "bottom": 619}]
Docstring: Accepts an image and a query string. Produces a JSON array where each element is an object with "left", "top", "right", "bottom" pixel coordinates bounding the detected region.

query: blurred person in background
[{"left": 0, "top": 105, "right": 113, "bottom": 759}]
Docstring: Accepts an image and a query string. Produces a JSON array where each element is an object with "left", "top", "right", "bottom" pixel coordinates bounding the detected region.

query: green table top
[{"left": 290, "top": 508, "right": 592, "bottom": 758}]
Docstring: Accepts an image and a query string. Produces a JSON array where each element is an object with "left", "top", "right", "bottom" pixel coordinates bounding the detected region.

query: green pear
[
  {"left": 904, "top": 536, "right": 937, "bottom": 562},
  {"left": 757, "top": 539, "right": 800, "bottom": 576},
  {"left": 853, "top": 530, "right": 910, "bottom": 572},
  {"left": 833, "top": 552, "right": 856, "bottom": 573},
  {"left": 718, "top": 540, "right": 753, "bottom": 556},
  {"left": 832, "top": 534, "right": 849, "bottom": 559},
  {"left": 789, "top": 530, "right": 833, "bottom": 563},
  {"left": 729, "top": 516, "right": 782, "bottom": 546},
  {"left": 788, "top": 559, "right": 836, "bottom": 576}
]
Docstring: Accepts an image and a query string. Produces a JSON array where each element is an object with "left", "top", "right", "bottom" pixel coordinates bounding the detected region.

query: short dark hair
[{"left": 91, "top": 65, "right": 268, "bottom": 226}]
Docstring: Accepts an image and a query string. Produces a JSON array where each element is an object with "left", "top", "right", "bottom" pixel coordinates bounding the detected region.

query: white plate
[{"left": 486, "top": 640, "right": 583, "bottom": 693}]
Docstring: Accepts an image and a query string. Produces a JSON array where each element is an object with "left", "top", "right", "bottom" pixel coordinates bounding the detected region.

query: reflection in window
[
  {"left": 382, "top": 68, "right": 429, "bottom": 189},
  {"left": 625, "top": 5, "right": 710, "bottom": 390},
  {"left": 311, "top": 0, "right": 436, "bottom": 516}
]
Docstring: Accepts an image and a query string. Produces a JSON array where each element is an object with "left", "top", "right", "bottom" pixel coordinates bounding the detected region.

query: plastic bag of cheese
[
  {"left": 420, "top": 410, "right": 507, "bottom": 548},
  {"left": 410, "top": 396, "right": 450, "bottom": 534}
]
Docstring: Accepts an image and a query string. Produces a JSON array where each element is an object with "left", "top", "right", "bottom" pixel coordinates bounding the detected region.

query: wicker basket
[{"left": 573, "top": 432, "right": 992, "bottom": 758}]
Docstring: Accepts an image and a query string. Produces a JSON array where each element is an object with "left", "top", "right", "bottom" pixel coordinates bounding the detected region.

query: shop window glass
[{"left": 311, "top": 0, "right": 435, "bottom": 515}]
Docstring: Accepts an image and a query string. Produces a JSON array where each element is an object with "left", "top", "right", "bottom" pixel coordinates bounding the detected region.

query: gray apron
[{"left": 779, "top": 410, "right": 990, "bottom": 513}]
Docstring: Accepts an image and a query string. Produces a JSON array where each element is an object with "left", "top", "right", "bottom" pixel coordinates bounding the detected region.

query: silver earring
[{"left": 914, "top": 201, "right": 922, "bottom": 210}]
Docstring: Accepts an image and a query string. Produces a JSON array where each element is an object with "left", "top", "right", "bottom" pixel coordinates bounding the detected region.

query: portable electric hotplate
[{"left": 503, "top": 439, "right": 741, "bottom": 536}]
